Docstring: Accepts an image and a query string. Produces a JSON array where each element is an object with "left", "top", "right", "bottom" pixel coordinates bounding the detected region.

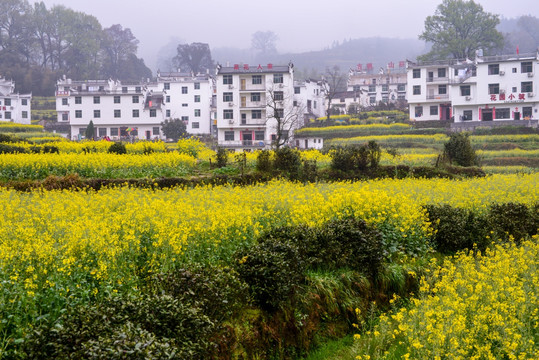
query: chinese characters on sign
[{"left": 490, "top": 93, "right": 528, "bottom": 102}]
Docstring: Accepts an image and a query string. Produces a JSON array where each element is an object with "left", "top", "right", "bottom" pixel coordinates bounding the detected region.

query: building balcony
[
  {"left": 239, "top": 86, "right": 266, "bottom": 92},
  {"left": 426, "top": 77, "right": 449, "bottom": 83},
  {"left": 426, "top": 94, "right": 450, "bottom": 100}
]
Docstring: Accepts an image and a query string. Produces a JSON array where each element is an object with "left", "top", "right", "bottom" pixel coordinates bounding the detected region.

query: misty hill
[{"left": 213, "top": 37, "right": 427, "bottom": 78}]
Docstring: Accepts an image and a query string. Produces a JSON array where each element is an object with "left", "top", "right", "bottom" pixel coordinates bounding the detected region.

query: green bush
[
  {"left": 215, "top": 148, "right": 228, "bottom": 168},
  {"left": 424, "top": 204, "right": 490, "bottom": 254},
  {"left": 256, "top": 150, "right": 272, "bottom": 172},
  {"left": 274, "top": 147, "right": 301, "bottom": 179},
  {"left": 0, "top": 143, "right": 27, "bottom": 154},
  {"left": 108, "top": 142, "right": 127, "bottom": 155},
  {"left": 235, "top": 236, "right": 306, "bottom": 312},
  {"left": 23, "top": 293, "right": 215, "bottom": 359},
  {"left": 442, "top": 132, "right": 479, "bottom": 167},
  {"left": 300, "top": 159, "right": 318, "bottom": 182},
  {"left": 488, "top": 203, "right": 537, "bottom": 244}
]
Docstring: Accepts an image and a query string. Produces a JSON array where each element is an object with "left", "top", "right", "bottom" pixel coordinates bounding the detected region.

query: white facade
[
  {"left": 215, "top": 63, "right": 297, "bottom": 151},
  {"left": 348, "top": 68, "right": 407, "bottom": 109},
  {"left": 407, "top": 61, "right": 453, "bottom": 121},
  {"left": 0, "top": 78, "right": 31, "bottom": 124},
  {"left": 407, "top": 52, "right": 539, "bottom": 124},
  {"left": 295, "top": 137, "right": 324, "bottom": 150},
  {"left": 56, "top": 73, "right": 213, "bottom": 140},
  {"left": 293, "top": 79, "right": 326, "bottom": 120}
]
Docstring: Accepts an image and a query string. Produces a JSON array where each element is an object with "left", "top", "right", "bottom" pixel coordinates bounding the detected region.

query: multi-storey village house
[{"left": 0, "top": 77, "right": 31, "bottom": 125}]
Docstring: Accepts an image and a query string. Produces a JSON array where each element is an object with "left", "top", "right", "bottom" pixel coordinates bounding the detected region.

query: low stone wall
[{"left": 451, "top": 119, "right": 538, "bottom": 132}]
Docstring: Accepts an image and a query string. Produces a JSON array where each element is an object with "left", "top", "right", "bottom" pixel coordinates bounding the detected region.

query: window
[
  {"left": 4, "top": 112, "right": 10, "bottom": 119},
  {"left": 62, "top": 98, "right": 68, "bottom": 105},
  {"left": 75, "top": 96, "right": 82, "bottom": 104},
  {"left": 182, "top": 86, "right": 188, "bottom": 94},
  {"left": 223, "top": 75, "right": 233, "bottom": 85},
  {"left": 150, "top": 109, "right": 156, "bottom": 117},
  {"left": 382, "top": 84, "right": 388, "bottom": 92},
  {"left": 251, "top": 92, "right": 261, "bottom": 102},
  {"left": 181, "top": 116, "right": 189, "bottom": 121},
  {"left": 430, "top": 106, "right": 438, "bottom": 116},
  {"left": 94, "top": 110, "right": 100, "bottom": 118},
  {"left": 438, "top": 84, "right": 447, "bottom": 95},
  {"left": 252, "top": 110, "right": 262, "bottom": 119},
  {"left": 273, "top": 73, "right": 283, "bottom": 83},
  {"left": 132, "top": 96, "right": 139, "bottom": 103},
  {"left": 135, "top": 86, "right": 141, "bottom": 93},
  {"left": 255, "top": 131, "right": 264, "bottom": 141},
  {"left": 293, "top": 100, "right": 298, "bottom": 107},
  {"left": 192, "top": 122, "right": 199, "bottom": 129},
  {"left": 62, "top": 113, "right": 68, "bottom": 121},
  {"left": 166, "top": 95, "right": 170, "bottom": 103},
  {"left": 294, "top": 87, "right": 301, "bottom": 94},
  {"left": 114, "top": 109, "right": 121, "bottom": 118},
  {"left": 275, "top": 109, "right": 284, "bottom": 118},
  {"left": 252, "top": 75, "right": 262, "bottom": 84},
  {"left": 495, "top": 108, "right": 510, "bottom": 119},
  {"left": 413, "top": 85, "right": 421, "bottom": 95},
  {"left": 437, "top": 68, "right": 446, "bottom": 77},
  {"left": 182, "top": 103, "right": 188, "bottom": 107},
  {"left": 274, "top": 91, "right": 284, "bottom": 101},
  {"left": 110, "top": 128, "right": 118, "bottom": 136},
  {"left": 397, "top": 84, "right": 405, "bottom": 92},
  {"left": 194, "top": 95, "right": 200, "bottom": 102},
  {"left": 122, "top": 87, "right": 127, "bottom": 93},
  {"left": 93, "top": 96, "right": 100, "bottom": 104},
  {"left": 521, "top": 61, "right": 533, "bottom": 73},
  {"left": 223, "top": 109, "right": 233, "bottom": 119},
  {"left": 22, "top": 111, "right": 28, "bottom": 119},
  {"left": 488, "top": 83, "right": 499, "bottom": 94},
  {"left": 194, "top": 82, "right": 200, "bottom": 89},
  {"left": 523, "top": 106, "right": 533, "bottom": 118},
  {"left": 314, "top": 101, "right": 317, "bottom": 109},
  {"left": 521, "top": 81, "right": 533, "bottom": 93},
  {"left": 164, "top": 83, "right": 170, "bottom": 90},
  {"left": 98, "top": 128, "right": 107, "bottom": 137},
  {"left": 152, "top": 127, "right": 160, "bottom": 135},
  {"left": 223, "top": 92, "right": 233, "bottom": 102},
  {"left": 488, "top": 64, "right": 499, "bottom": 75},
  {"left": 114, "top": 96, "right": 120, "bottom": 104},
  {"left": 412, "top": 69, "right": 421, "bottom": 78},
  {"left": 194, "top": 109, "right": 201, "bottom": 117},
  {"left": 415, "top": 106, "right": 423, "bottom": 117},
  {"left": 353, "top": 85, "right": 360, "bottom": 92},
  {"left": 22, "top": 99, "right": 28, "bottom": 106},
  {"left": 460, "top": 85, "right": 471, "bottom": 96},
  {"left": 370, "top": 96, "right": 376, "bottom": 104},
  {"left": 368, "top": 85, "right": 376, "bottom": 92},
  {"left": 224, "top": 131, "right": 234, "bottom": 141},
  {"left": 133, "top": 109, "right": 139, "bottom": 117},
  {"left": 166, "top": 110, "right": 171, "bottom": 117},
  {"left": 462, "top": 110, "right": 473, "bottom": 121},
  {"left": 75, "top": 110, "right": 82, "bottom": 118},
  {"left": 512, "top": 68, "right": 517, "bottom": 73}
]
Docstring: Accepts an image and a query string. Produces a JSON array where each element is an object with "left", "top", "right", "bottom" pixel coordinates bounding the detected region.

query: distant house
[
  {"left": 0, "top": 77, "right": 32, "bottom": 125},
  {"left": 56, "top": 73, "right": 213, "bottom": 140},
  {"left": 407, "top": 51, "right": 539, "bottom": 128},
  {"left": 347, "top": 67, "right": 407, "bottom": 109}
]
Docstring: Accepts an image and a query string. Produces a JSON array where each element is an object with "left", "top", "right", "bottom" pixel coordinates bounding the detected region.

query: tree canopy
[
  {"left": 419, "top": 0, "right": 504, "bottom": 60},
  {"left": 173, "top": 42, "right": 214, "bottom": 74},
  {"left": 161, "top": 118, "right": 187, "bottom": 142}
]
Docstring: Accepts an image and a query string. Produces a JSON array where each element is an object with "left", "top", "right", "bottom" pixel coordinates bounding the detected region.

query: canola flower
[
  {"left": 0, "top": 152, "right": 197, "bottom": 180},
  {"left": 356, "top": 235, "right": 539, "bottom": 359},
  {"left": 296, "top": 123, "right": 411, "bottom": 135}
]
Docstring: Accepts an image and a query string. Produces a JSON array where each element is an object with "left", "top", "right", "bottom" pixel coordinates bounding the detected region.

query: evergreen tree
[{"left": 85, "top": 120, "right": 95, "bottom": 140}]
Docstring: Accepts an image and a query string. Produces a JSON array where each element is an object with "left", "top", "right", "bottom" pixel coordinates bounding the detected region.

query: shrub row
[
  {"left": 425, "top": 202, "right": 539, "bottom": 254},
  {"left": 235, "top": 218, "right": 384, "bottom": 312}
]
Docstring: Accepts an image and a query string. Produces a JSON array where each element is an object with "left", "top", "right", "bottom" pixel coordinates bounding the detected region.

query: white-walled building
[
  {"left": 293, "top": 79, "right": 326, "bottom": 121},
  {"left": 56, "top": 73, "right": 213, "bottom": 140},
  {"left": 0, "top": 77, "right": 31, "bottom": 124},
  {"left": 407, "top": 52, "right": 539, "bottom": 125},
  {"left": 348, "top": 67, "right": 407, "bottom": 109},
  {"left": 406, "top": 60, "right": 454, "bottom": 121},
  {"left": 215, "top": 63, "right": 298, "bottom": 151}
]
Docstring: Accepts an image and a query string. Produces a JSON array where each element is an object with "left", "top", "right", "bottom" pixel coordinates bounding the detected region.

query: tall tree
[
  {"left": 173, "top": 42, "right": 213, "bottom": 74},
  {"left": 266, "top": 86, "right": 304, "bottom": 149},
  {"left": 251, "top": 30, "right": 278, "bottom": 60},
  {"left": 322, "top": 66, "right": 346, "bottom": 121},
  {"left": 101, "top": 24, "right": 139, "bottom": 78},
  {"left": 419, "top": 0, "right": 504, "bottom": 60}
]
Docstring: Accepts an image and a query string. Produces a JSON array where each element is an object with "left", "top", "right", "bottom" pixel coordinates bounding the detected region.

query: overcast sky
[{"left": 36, "top": 0, "right": 539, "bottom": 69}]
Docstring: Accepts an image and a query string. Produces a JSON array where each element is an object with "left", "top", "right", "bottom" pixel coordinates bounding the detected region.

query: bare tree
[
  {"left": 322, "top": 65, "right": 347, "bottom": 121},
  {"left": 251, "top": 30, "right": 278, "bottom": 61},
  {"left": 266, "top": 86, "right": 304, "bottom": 149}
]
